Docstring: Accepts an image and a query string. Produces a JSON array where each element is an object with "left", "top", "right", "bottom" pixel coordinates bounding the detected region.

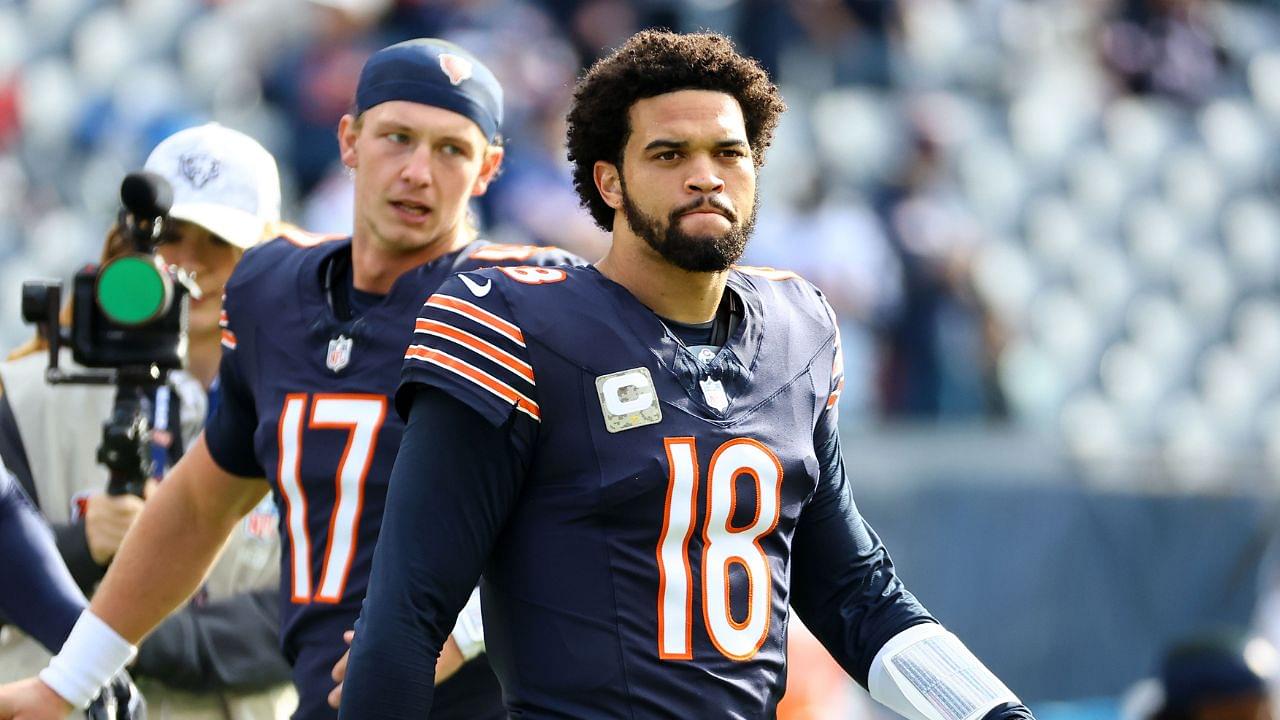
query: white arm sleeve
[
  {"left": 449, "top": 587, "right": 485, "bottom": 661},
  {"left": 868, "top": 623, "right": 1020, "bottom": 720}
]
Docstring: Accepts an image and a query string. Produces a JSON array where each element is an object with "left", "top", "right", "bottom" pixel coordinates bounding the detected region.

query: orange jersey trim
[
  {"left": 425, "top": 295, "right": 525, "bottom": 346},
  {"left": 414, "top": 319, "right": 534, "bottom": 383},
  {"left": 405, "top": 346, "right": 540, "bottom": 422}
]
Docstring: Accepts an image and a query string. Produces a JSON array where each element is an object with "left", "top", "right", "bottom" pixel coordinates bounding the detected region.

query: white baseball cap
[{"left": 143, "top": 122, "right": 281, "bottom": 249}]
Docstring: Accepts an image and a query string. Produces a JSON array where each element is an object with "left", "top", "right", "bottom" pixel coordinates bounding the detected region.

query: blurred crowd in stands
[{"left": 4, "top": 0, "right": 1280, "bottom": 486}]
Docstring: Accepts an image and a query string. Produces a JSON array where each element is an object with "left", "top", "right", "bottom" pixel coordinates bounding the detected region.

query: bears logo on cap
[
  {"left": 179, "top": 153, "right": 221, "bottom": 188},
  {"left": 439, "top": 53, "right": 473, "bottom": 86}
]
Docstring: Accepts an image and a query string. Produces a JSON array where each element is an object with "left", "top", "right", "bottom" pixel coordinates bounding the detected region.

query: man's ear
[
  {"left": 337, "top": 114, "right": 359, "bottom": 171},
  {"left": 594, "top": 160, "right": 623, "bottom": 211},
  {"left": 471, "top": 145, "right": 505, "bottom": 196}
]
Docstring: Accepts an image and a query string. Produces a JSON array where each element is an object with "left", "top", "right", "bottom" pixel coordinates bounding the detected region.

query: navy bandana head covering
[{"left": 355, "top": 38, "right": 503, "bottom": 142}]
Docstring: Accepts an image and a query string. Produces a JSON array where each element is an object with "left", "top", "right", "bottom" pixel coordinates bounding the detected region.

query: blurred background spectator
[
  {"left": 1121, "top": 630, "right": 1276, "bottom": 720},
  {"left": 10, "top": 0, "right": 1280, "bottom": 717}
]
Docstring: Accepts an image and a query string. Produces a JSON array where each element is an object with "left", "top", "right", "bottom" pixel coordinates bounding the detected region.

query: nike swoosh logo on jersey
[{"left": 459, "top": 274, "right": 492, "bottom": 297}]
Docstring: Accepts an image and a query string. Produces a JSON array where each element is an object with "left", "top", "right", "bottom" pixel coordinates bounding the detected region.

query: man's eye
[
  {"left": 387, "top": 132, "right": 410, "bottom": 144},
  {"left": 655, "top": 151, "right": 680, "bottom": 161}
]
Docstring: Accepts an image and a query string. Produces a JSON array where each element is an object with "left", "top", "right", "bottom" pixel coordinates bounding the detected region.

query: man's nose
[
  {"left": 401, "top": 145, "right": 434, "bottom": 186},
  {"left": 685, "top": 156, "right": 725, "bottom": 195}
]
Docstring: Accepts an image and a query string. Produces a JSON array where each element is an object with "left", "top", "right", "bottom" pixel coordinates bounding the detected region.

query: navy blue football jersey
[
  {"left": 394, "top": 264, "right": 932, "bottom": 717},
  {"left": 204, "top": 231, "right": 580, "bottom": 719}
]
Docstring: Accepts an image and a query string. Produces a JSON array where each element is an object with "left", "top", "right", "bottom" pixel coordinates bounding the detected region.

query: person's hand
[
  {"left": 0, "top": 677, "right": 74, "bottom": 720},
  {"left": 327, "top": 630, "right": 467, "bottom": 708},
  {"left": 435, "top": 636, "right": 464, "bottom": 684},
  {"left": 84, "top": 482, "right": 155, "bottom": 565},
  {"left": 328, "top": 630, "right": 354, "bottom": 709}
]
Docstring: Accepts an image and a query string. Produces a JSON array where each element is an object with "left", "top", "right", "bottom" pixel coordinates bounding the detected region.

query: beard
[{"left": 620, "top": 180, "right": 757, "bottom": 273}]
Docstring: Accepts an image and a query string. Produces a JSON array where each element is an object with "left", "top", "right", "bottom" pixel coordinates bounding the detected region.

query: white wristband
[
  {"left": 38, "top": 610, "right": 137, "bottom": 709},
  {"left": 869, "top": 623, "right": 1019, "bottom": 720},
  {"left": 450, "top": 588, "right": 486, "bottom": 661}
]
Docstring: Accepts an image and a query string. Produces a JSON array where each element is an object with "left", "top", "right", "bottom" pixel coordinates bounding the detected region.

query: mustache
[{"left": 670, "top": 196, "right": 736, "bottom": 223}]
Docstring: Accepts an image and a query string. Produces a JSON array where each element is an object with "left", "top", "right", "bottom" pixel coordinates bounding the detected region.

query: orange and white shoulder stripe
[
  {"left": 413, "top": 318, "right": 534, "bottom": 383},
  {"left": 219, "top": 307, "right": 238, "bottom": 350},
  {"left": 408, "top": 291, "right": 538, "bottom": 422},
  {"left": 404, "top": 345, "right": 539, "bottom": 422},
  {"left": 423, "top": 293, "right": 525, "bottom": 347}
]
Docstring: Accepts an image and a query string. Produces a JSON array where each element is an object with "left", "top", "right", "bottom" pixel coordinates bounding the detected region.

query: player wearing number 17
[
  {"left": 342, "top": 30, "right": 1037, "bottom": 720},
  {"left": 0, "top": 38, "right": 581, "bottom": 720}
]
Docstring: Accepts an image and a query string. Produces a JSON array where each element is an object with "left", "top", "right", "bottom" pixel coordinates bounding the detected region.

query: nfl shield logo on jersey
[{"left": 326, "top": 335, "right": 353, "bottom": 373}]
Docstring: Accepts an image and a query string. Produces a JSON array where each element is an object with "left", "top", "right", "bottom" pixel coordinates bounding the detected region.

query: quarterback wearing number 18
[{"left": 341, "top": 29, "right": 1035, "bottom": 720}]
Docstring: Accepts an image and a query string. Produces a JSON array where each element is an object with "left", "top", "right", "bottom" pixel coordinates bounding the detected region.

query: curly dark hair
[{"left": 566, "top": 30, "right": 786, "bottom": 230}]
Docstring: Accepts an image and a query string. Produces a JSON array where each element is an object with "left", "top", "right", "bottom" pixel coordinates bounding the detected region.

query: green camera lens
[{"left": 97, "top": 255, "right": 169, "bottom": 326}]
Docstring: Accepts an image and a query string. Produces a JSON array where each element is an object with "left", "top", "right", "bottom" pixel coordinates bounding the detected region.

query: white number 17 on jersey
[{"left": 277, "top": 394, "right": 387, "bottom": 604}]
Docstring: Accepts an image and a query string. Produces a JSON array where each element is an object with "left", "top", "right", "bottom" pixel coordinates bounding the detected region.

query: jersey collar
[
  {"left": 587, "top": 266, "right": 764, "bottom": 419},
  {"left": 298, "top": 237, "right": 490, "bottom": 331},
  {"left": 294, "top": 235, "right": 488, "bottom": 345}
]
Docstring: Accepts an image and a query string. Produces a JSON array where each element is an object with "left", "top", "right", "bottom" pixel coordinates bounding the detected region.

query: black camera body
[
  {"left": 22, "top": 172, "right": 192, "bottom": 381},
  {"left": 20, "top": 172, "right": 196, "bottom": 496},
  {"left": 67, "top": 266, "right": 187, "bottom": 370}
]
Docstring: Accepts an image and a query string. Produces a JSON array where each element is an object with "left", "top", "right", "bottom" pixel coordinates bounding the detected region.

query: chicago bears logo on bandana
[
  {"left": 179, "top": 153, "right": 220, "bottom": 188},
  {"left": 439, "top": 53, "right": 473, "bottom": 86}
]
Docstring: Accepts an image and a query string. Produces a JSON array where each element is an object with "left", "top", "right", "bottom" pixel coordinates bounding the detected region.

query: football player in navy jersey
[
  {"left": 0, "top": 39, "right": 578, "bottom": 720},
  {"left": 341, "top": 30, "right": 1038, "bottom": 720}
]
